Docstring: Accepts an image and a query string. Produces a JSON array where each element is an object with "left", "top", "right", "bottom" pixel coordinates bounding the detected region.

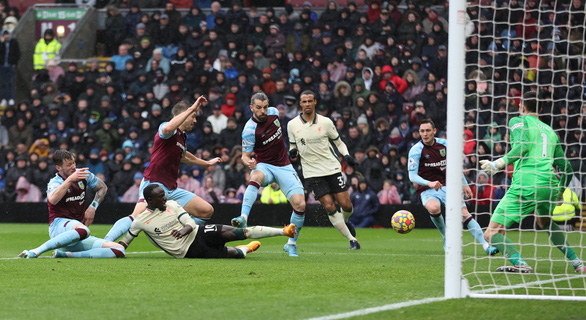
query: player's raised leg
[
  {"left": 423, "top": 196, "right": 446, "bottom": 244},
  {"left": 232, "top": 171, "right": 265, "bottom": 228},
  {"left": 463, "top": 209, "right": 498, "bottom": 255}
]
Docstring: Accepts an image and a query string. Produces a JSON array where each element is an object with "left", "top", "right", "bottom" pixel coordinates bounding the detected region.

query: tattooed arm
[{"left": 83, "top": 179, "right": 108, "bottom": 226}]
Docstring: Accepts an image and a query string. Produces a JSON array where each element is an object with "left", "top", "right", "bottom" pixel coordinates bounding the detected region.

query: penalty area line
[{"left": 303, "top": 296, "right": 446, "bottom": 320}]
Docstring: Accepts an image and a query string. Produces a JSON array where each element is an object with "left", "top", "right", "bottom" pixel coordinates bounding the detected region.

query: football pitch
[{"left": 1, "top": 223, "right": 585, "bottom": 320}]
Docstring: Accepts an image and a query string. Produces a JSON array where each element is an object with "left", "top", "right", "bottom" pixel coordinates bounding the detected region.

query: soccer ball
[{"left": 391, "top": 210, "right": 415, "bottom": 234}]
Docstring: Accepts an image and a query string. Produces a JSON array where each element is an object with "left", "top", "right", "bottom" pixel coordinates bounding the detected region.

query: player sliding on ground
[
  {"left": 408, "top": 118, "right": 498, "bottom": 255},
  {"left": 19, "top": 150, "right": 125, "bottom": 259},
  {"left": 480, "top": 92, "right": 585, "bottom": 273},
  {"left": 118, "top": 184, "right": 297, "bottom": 259}
]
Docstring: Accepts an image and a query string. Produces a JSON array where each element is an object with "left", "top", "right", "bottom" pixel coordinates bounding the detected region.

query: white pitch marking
[{"left": 302, "top": 297, "right": 447, "bottom": 320}]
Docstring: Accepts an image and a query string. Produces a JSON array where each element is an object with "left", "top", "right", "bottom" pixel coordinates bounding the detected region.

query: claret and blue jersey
[{"left": 242, "top": 106, "right": 290, "bottom": 167}]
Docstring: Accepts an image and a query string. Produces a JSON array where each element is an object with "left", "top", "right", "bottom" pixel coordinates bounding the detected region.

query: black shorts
[
  {"left": 184, "top": 224, "right": 228, "bottom": 259},
  {"left": 304, "top": 172, "right": 348, "bottom": 200}
]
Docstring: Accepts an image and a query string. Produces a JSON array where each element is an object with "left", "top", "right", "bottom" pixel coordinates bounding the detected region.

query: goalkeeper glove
[
  {"left": 343, "top": 155, "right": 356, "bottom": 167},
  {"left": 480, "top": 158, "right": 506, "bottom": 175},
  {"left": 289, "top": 148, "right": 298, "bottom": 159}
]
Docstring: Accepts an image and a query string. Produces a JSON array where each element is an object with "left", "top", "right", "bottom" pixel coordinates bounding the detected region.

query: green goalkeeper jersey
[{"left": 502, "top": 115, "right": 573, "bottom": 189}]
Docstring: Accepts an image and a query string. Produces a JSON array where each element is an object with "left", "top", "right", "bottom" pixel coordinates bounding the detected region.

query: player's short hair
[
  {"left": 53, "top": 149, "right": 75, "bottom": 166},
  {"left": 171, "top": 100, "right": 191, "bottom": 117},
  {"left": 250, "top": 92, "right": 268, "bottom": 106},
  {"left": 522, "top": 91, "right": 538, "bottom": 113},
  {"left": 143, "top": 184, "right": 161, "bottom": 201},
  {"left": 419, "top": 118, "right": 436, "bottom": 129},
  {"left": 300, "top": 90, "right": 317, "bottom": 100}
]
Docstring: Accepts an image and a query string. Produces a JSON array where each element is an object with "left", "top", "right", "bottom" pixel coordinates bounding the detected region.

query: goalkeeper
[{"left": 480, "top": 91, "right": 584, "bottom": 273}]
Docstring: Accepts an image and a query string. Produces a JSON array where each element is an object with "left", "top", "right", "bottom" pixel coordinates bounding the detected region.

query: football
[{"left": 391, "top": 210, "right": 415, "bottom": 234}]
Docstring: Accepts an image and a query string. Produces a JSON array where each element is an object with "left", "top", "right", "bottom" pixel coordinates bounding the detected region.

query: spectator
[
  {"left": 33, "top": 29, "right": 61, "bottom": 70},
  {"left": 223, "top": 187, "right": 241, "bottom": 203},
  {"left": 4, "top": 154, "right": 29, "bottom": 202},
  {"left": 197, "top": 175, "right": 222, "bottom": 204},
  {"left": 15, "top": 175, "right": 42, "bottom": 202},
  {"left": 121, "top": 171, "right": 143, "bottom": 203},
  {"left": 219, "top": 117, "right": 241, "bottom": 151},
  {"left": 176, "top": 170, "right": 200, "bottom": 194},
  {"left": 110, "top": 44, "right": 133, "bottom": 71},
  {"left": 377, "top": 179, "right": 401, "bottom": 204},
  {"left": 349, "top": 178, "right": 380, "bottom": 228},
  {"left": 206, "top": 104, "right": 228, "bottom": 134},
  {"left": 260, "top": 182, "right": 288, "bottom": 204},
  {"left": 104, "top": 5, "right": 124, "bottom": 56},
  {"left": 28, "top": 138, "right": 50, "bottom": 158},
  {"left": 8, "top": 117, "right": 32, "bottom": 148},
  {"left": 0, "top": 29, "right": 19, "bottom": 107},
  {"left": 111, "top": 159, "right": 135, "bottom": 198},
  {"left": 469, "top": 171, "right": 494, "bottom": 206},
  {"left": 184, "top": 4, "right": 206, "bottom": 31},
  {"left": 146, "top": 48, "right": 170, "bottom": 74},
  {"left": 95, "top": 118, "right": 120, "bottom": 153}
]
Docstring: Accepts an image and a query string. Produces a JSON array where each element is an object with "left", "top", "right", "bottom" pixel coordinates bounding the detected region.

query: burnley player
[
  {"left": 480, "top": 92, "right": 584, "bottom": 273},
  {"left": 19, "top": 150, "right": 125, "bottom": 258},
  {"left": 104, "top": 97, "right": 222, "bottom": 242},
  {"left": 119, "top": 184, "right": 297, "bottom": 259},
  {"left": 408, "top": 118, "right": 498, "bottom": 255},
  {"left": 287, "top": 90, "right": 360, "bottom": 250},
  {"left": 230, "top": 92, "right": 306, "bottom": 257}
]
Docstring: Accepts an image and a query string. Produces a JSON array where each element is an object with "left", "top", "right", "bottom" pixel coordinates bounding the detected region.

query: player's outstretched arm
[
  {"left": 181, "top": 151, "right": 223, "bottom": 167},
  {"left": 162, "top": 96, "right": 208, "bottom": 136}
]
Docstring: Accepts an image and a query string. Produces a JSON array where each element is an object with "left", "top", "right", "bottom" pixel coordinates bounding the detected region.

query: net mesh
[{"left": 460, "top": 0, "right": 586, "bottom": 299}]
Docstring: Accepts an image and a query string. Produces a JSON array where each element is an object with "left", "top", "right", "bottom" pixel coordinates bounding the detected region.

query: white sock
[{"left": 328, "top": 211, "right": 356, "bottom": 241}]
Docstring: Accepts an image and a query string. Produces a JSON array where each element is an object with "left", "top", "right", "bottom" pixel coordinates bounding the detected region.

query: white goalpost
[{"left": 445, "top": 0, "right": 586, "bottom": 300}]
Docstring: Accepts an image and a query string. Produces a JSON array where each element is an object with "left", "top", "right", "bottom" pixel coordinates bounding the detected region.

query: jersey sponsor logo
[
  {"left": 78, "top": 181, "right": 84, "bottom": 189},
  {"left": 424, "top": 160, "right": 446, "bottom": 167},
  {"left": 65, "top": 191, "right": 86, "bottom": 203},
  {"left": 262, "top": 126, "right": 282, "bottom": 145},
  {"left": 440, "top": 149, "right": 446, "bottom": 157},
  {"left": 176, "top": 141, "right": 186, "bottom": 151}
]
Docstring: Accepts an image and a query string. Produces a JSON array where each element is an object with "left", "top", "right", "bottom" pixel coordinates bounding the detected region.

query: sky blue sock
[
  {"left": 192, "top": 216, "right": 209, "bottom": 225},
  {"left": 465, "top": 218, "right": 488, "bottom": 245},
  {"left": 430, "top": 214, "right": 446, "bottom": 237},
  {"left": 289, "top": 211, "right": 305, "bottom": 243},
  {"left": 34, "top": 228, "right": 85, "bottom": 255},
  {"left": 68, "top": 247, "right": 125, "bottom": 258},
  {"left": 241, "top": 184, "right": 259, "bottom": 218},
  {"left": 104, "top": 216, "right": 133, "bottom": 242}
]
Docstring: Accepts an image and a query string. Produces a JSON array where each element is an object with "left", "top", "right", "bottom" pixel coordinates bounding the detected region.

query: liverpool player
[
  {"left": 287, "top": 90, "right": 360, "bottom": 250},
  {"left": 119, "top": 184, "right": 297, "bottom": 259},
  {"left": 104, "top": 97, "right": 222, "bottom": 242},
  {"left": 230, "top": 92, "right": 306, "bottom": 257},
  {"left": 19, "top": 150, "right": 125, "bottom": 258},
  {"left": 408, "top": 118, "right": 497, "bottom": 255}
]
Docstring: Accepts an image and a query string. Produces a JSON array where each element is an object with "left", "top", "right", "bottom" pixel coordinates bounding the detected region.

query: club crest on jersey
[
  {"left": 78, "top": 181, "right": 84, "bottom": 189},
  {"left": 440, "top": 149, "right": 446, "bottom": 157},
  {"left": 274, "top": 119, "right": 280, "bottom": 127}
]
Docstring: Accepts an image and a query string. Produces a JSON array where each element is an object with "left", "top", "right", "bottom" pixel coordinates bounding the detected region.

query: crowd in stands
[{"left": 1, "top": 0, "right": 585, "bottom": 223}]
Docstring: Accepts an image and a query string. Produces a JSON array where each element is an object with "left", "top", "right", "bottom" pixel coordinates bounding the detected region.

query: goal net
[{"left": 451, "top": 0, "right": 586, "bottom": 300}]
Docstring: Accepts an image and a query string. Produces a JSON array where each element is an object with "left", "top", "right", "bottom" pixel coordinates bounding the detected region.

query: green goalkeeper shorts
[{"left": 491, "top": 186, "right": 559, "bottom": 228}]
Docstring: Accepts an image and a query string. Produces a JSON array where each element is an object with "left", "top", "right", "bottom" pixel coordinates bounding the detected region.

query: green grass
[{"left": 1, "top": 224, "right": 585, "bottom": 320}]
